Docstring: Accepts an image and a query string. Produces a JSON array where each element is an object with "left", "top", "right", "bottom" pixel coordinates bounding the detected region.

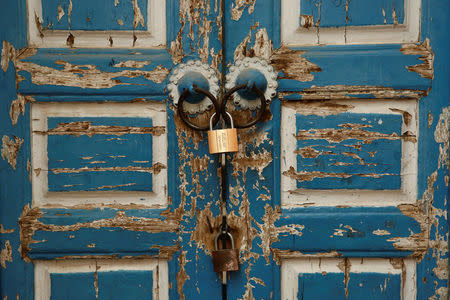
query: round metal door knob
[
  {"left": 168, "top": 60, "right": 220, "bottom": 114},
  {"left": 225, "top": 57, "right": 278, "bottom": 110}
]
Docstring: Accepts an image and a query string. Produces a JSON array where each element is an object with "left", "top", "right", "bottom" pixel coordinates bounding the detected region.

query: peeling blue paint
[
  {"left": 42, "top": 0, "right": 148, "bottom": 31},
  {"left": 300, "top": 0, "right": 404, "bottom": 27},
  {"left": 296, "top": 113, "right": 402, "bottom": 190},
  {"left": 47, "top": 117, "right": 154, "bottom": 192}
]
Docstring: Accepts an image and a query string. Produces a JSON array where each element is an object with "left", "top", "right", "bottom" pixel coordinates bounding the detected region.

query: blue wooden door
[{"left": 0, "top": 0, "right": 448, "bottom": 299}]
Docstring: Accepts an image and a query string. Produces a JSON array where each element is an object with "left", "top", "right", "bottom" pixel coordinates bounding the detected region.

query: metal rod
[{"left": 221, "top": 153, "right": 227, "bottom": 216}]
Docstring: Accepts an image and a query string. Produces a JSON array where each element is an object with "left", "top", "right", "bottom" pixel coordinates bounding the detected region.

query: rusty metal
[
  {"left": 212, "top": 232, "right": 239, "bottom": 273},
  {"left": 222, "top": 84, "right": 267, "bottom": 128},
  {"left": 177, "top": 84, "right": 267, "bottom": 130},
  {"left": 177, "top": 85, "right": 221, "bottom": 131}
]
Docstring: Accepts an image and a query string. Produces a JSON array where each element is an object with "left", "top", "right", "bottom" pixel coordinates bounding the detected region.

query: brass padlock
[
  {"left": 207, "top": 112, "right": 238, "bottom": 154},
  {"left": 212, "top": 232, "right": 239, "bottom": 273}
]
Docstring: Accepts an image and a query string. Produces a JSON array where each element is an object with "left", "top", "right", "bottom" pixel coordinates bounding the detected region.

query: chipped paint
[
  {"left": 231, "top": 0, "right": 256, "bottom": 21},
  {"left": 258, "top": 204, "right": 304, "bottom": 264},
  {"left": 279, "top": 85, "right": 425, "bottom": 100},
  {"left": 15, "top": 60, "right": 170, "bottom": 88},
  {"left": 0, "top": 240, "right": 12, "bottom": 269},
  {"left": 390, "top": 107, "right": 449, "bottom": 267},
  {"left": 113, "top": 60, "right": 151, "bottom": 68},
  {"left": 391, "top": 172, "right": 437, "bottom": 258},
  {"left": 51, "top": 163, "right": 165, "bottom": 175},
  {"left": 34, "top": 12, "right": 44, "bottom": 38},
  {"left": 434, "top": 107, "right": 449, "bottom": 169},
  {"left": 300, "top": 15, "right": 314, "bottom": 29},
  {"left": 373, "top": 229, "right": 391, "bottom": 236},
  {"left": 389, "top": 108, "right": 412, "bottom": 126},
  {"left": 57, "top": 5, "right": 65, "bottom": 22},
  {"left": 337, "top": 258, "right": 351, "bottom": 298},
  {"left": 271, "top": 46, "right": 321, "bottom": 82},
  {"left": 428, "top": 111, "right": 434, "bottom": 128},
  {"left": 1, "top": 135, "right": 24, "bottom": 170},
  {"left": 272, "top": 250, "right": 342, "bottom": 264},
  {"left": 176, "top": 250, "right": 190, "bottom": 300},
  {"left": 10, "top": 94, "right": 34, "bottom": 126},
  {"left": 401, "top": 38, "right": 434, "bottom": 80},
  {"left": 36, "top": 121, "right": 165, "bottom": 137},
  {"left": 132, "top": 0, "right": 145, "bottom": 29},
  {"left": 0, "top": 225, "right": 14, "bottom": 234},
  {"left": 169, "top": 0, "right": 219, "bottom": 64},
  {"left": 18, "top": 205, "right": 179, "bottom": 260},
  {"left": 284, "top": 101, "right": 354, "bottom": 116},
  {"left": 284, "top": 167, "right": 395, "bottom": 182},
  {"left": 295, "top": 123, "right": 416, "bottom": 143},
  {"left": 1, "top": 40, "right": 15, "bottom": 72},
  {"left": 392, "top": 6, "right": 398, "bottom": 25},
  {"left": 234, "top": 24, "right": 273, "bottom": 61}
]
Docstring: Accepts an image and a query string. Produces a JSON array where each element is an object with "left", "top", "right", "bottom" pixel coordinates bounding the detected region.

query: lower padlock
[
  {"left": 207, "top": 112, "right": 238, "bottom": 154},
  {"left": 212, "top": 232, "right": 239, "bottom": 272}
]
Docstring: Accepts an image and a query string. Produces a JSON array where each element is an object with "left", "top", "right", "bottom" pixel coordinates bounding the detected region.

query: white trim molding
[
  {"left": 28, "top": 0, "right": 166, "bottom": 48},
  {"left": 281, "top": 0, "right": 421, "bottom": 45}
]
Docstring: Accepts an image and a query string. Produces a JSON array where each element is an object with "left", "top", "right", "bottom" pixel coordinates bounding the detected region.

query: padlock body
[
  {"left": 207, "top": 128, "right": 238, "bottom": 154},
  {"left": 212, "top": 249, "right": 239, "bottom": 272}
]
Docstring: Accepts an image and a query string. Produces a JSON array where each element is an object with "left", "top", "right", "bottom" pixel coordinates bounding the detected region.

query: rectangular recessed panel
[
  {"left": 35, "top": 259, "right": 168, "bottom": 300},
  {"left": 281, "top": 100, "right": 418, "bottom": 207},
  {"left": 281, "top": 258, "right": 416, "bottom": 300},
  {"left": 282, "top": 0, "right": 420, "bottom": 45},
  {"left": 28, "top": 0, "right": 165, "bottom": 47},
  {"left": 295, "top": 113, "right": 402, "bottom": 190},
  {"left": 98, "top": 270, "right": 153, "bottom": 300},
  {"left": 298, "top": 272, "right": 401, "bottom": 299},
  {"left": 299, "top": 0, "right": 404, "bottom": 28},
  {"left": 50, "top": 272, "right": 95, "bottom": 300},
  {"left": 42, "top": 0, "right": 148, "bottom": 31},
  {"left": 31, "top": 103, "right": 167, "bottom": 207},
  {"left": 47, "top": 117, "right": 153, "bottom": 192}
]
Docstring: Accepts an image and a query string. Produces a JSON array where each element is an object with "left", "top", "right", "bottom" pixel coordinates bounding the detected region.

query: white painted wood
[
  {"left": 28, "top": 0, "right": 166, "bottom": 48},
  {"left": 35, "top": 259, "right": 169, "bottom": 300},
  {"left": 281, "top": 258, "right": 416, "bottom": 300},
  {"left": 281, "top": 99, "right": 418, "bottom": 207},
  {"left": 31, "top": 102, "right": 167, "bottom": 208},
  {"left": 281, "top": 0, "right": 421, "bottom": 45}
]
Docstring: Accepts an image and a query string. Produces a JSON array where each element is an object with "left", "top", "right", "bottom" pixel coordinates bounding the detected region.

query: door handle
[{"left": 169, "top": 58, "right": 278, "bottom": 130}]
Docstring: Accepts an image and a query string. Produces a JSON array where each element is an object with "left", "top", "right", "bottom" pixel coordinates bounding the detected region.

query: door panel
[
  {"left": 31, "top": 102, "right": 167, "bottom": 207},
  {"left": 35, "top": 259, "right": 168, "bottom": 300},
  {"left": 282, "top": 258, "right": 416, "bottom": 299},
  {"left": 0, "top": 0, "right": 449, "bottom": 299}
]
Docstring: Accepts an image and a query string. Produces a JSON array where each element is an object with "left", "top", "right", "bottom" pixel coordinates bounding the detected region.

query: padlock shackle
[
  {"left": 209, "top": 111, "right": 234, "bottom": 130},
  {"left": 214, "top": 232, "right": 234, "bottom": 250}
]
